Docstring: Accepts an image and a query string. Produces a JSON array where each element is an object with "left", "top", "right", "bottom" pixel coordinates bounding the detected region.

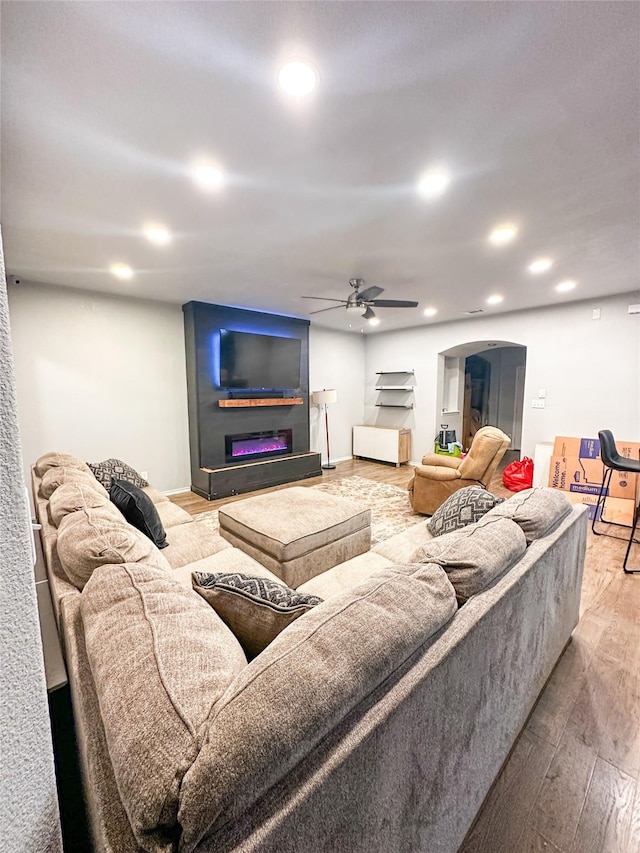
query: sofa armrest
[
  {"left": 414, "top": 464, "right": 462, "bottom": 482},
  {"left": 420, "top": 453, "right": 462, "bottom": 469}
]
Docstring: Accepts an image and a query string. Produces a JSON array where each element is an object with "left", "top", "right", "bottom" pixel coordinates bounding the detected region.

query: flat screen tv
[{"left": 218, "top": 329, "right": 301, "bottom": 390}]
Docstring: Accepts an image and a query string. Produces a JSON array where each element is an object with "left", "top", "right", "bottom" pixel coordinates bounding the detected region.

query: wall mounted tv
[{"left": 218, "top": 329, "right": 302, "bottom": 390}]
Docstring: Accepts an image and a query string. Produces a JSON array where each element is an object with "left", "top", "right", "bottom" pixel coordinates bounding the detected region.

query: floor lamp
[{"left": 311, "top": 389, "right": 338, "bottom": 470}]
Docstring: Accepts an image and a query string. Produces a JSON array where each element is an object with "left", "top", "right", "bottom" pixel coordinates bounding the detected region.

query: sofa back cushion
[
  {"left": 49, "top": 482, "right": 119, "bottom": 528},
  {"left": 40, "top": 465, "right": 108, "bottom": 499},
  {"left": 484, "top": 487, "right": 572, "bottom": 544},
  {"left": 34, "top": 451, "right": 91, "bottom": 477},
  {"left": 179, "top": 561, "right": 458, "bottom": 845},
  {"left": 410, "top": 515, "right": 527, "bottom": 602},
  {"left": 56, "top": 507, "right": 170, "bottom": 589},
  {"left": 81, "top": 563, "right": 247, "bottom": 850}
]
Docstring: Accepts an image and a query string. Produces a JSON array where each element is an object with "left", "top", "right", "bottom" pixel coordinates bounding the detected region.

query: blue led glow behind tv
[{"left": 218, "top": 329, "right": 301, "bottom": 390}]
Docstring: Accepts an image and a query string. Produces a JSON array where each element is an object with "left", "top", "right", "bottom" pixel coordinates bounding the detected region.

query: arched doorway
[{"left": 436, "top": 340, "right": 526, "bottom": 454}]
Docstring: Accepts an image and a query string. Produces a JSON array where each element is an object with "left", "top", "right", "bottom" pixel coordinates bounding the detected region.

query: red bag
[{"left": 502, "top": 456, "right": 534, "bottom": 492}]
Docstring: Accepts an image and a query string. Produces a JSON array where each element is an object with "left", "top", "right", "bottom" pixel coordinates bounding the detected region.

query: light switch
[
  {"left": 592, "top": 308, "right": 601, "bottom": 320},
  {"left": 532, "top": 399, "right": 546, "bottom": 409}
]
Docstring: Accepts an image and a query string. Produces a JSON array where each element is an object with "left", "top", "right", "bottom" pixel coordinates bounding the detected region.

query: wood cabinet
[{"left": 353, "top": 425, "right": 412, "bottom": 466}]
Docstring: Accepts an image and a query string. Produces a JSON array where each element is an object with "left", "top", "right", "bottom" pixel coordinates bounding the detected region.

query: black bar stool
[{"left": 592, "top": 430, "right": 640, "bottom": 573}]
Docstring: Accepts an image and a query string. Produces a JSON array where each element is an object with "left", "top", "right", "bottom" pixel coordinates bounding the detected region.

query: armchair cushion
[{"left": 420, "top": 453, "right": 462, "bottom": 469}]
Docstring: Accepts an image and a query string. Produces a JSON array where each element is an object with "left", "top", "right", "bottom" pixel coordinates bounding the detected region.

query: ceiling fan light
[{"left": 346, "top": 302, "right": 363, "bottom": 314}]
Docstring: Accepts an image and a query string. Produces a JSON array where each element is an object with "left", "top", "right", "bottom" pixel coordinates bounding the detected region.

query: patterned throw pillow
[
  {"left": 87, "top": 458, "right": 149, "bottom": 493},
  {"left": 192, "top": 572, "right": 323, "bottom": 659},
  {"left": 427, "top": 486, "right": 505, "bottom": 537}
]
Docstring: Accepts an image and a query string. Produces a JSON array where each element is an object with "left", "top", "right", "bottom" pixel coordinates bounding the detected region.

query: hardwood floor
[{"left": 171, "top": 458, "right": 640, "bottom": 852}]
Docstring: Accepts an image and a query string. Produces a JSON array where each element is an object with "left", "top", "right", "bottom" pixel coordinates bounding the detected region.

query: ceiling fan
[{"left": 302, "top": 278, "right": 419, "bottom": 320}]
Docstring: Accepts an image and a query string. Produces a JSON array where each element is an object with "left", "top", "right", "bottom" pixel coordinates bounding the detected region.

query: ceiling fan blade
[
  {"left": 362, "top": 306, "right": 376, "bottom": 320},
  {"left": 301, "top": 296, "right": 348, "bottom": 303},
  {"left": 357, "top": 285, "right": 384, "bottom": 302},
  {"left": 308, "top": 304, "right": 345, "bottom": 315},
  {"left": 369, "top": 299, "right": 419, "bottom": 308}
]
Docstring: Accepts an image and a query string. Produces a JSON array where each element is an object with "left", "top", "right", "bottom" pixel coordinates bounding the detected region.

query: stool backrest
[{"left": 598, "top": 430, "right": 620, "bottom": 468}]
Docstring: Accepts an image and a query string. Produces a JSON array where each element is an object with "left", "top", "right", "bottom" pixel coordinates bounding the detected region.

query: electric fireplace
[{"left": 225, "top": 429, "right": 293, "bottom": 464}]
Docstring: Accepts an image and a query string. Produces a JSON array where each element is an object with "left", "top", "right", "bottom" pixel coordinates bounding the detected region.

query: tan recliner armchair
[{"left": 408, "top": 426, "right": 511, "bottom": 515}]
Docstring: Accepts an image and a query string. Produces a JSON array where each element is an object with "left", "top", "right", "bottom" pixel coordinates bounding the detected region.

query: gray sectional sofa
[{"left": 33, "top": 452, "right": 588, "bottom": 853}]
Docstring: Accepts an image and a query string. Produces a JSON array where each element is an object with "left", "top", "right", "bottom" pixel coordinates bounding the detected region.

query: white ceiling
[{"left": 2, "top": 1, "right": 638, "bottom": 334}]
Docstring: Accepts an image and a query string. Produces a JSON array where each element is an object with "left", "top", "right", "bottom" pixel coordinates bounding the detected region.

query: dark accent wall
[{"left": 183, "top": 301, "right": 313, "bottom": 495}]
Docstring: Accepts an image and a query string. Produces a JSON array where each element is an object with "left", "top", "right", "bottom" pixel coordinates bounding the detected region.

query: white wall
[
  {"left": 309, "top": 326, "right": 365, "bottom": 463},
  {"left": 0, "top": 246, "right": 62, "bottom": 851},
  {"left": 8, "top": 282, "right": 190, "bottom": 491},
  {"left": 364, "top": 293, "right": 640, "bottom": 461}
]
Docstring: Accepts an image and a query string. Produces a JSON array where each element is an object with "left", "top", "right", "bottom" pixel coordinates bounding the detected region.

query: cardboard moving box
[{"left": 549, "top": 435, "right": 639, "bottom": 527}]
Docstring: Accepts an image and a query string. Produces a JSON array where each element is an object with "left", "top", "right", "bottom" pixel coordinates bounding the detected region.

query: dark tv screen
[{"left": 219, "top": 330, "right": 301, "bottom": 390}]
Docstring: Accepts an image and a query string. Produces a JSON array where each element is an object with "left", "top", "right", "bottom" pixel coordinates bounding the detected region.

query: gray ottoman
[{"left": 218, "top": 487, "right": 372, "bottom": 588}]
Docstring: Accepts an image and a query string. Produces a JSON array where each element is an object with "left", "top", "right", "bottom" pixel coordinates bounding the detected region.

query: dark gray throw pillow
[
  {"left": 109, "top": 479, "right": 167, "bottom": 549},
  {"left": 88, "top": 458, "right": 149, "bottom": 493},
  {"left": 192, "top": 571, "right": 322, "bottom": 659},
  {"left": 427, "top": 486, "right": 505, "bottom": 537}
]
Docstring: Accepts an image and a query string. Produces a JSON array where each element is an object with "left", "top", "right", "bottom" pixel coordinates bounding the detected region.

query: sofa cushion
[
  {"left": 427, "top": 486, "right": 505, "bottom": 537},
  {"left": 81, "top": 563, "right": 247, "bottom": 851},
  {"left": 193, "top": 572, "right": 323, "bottom": 659},
  {"left": 179, "top": 561, "right": 458, "bottom": 844},
  {"left": 40, "top": 466, "right": 108, "bottom": 499},
  {"left": 87, "top": 458, "right": 149, "bottom": 493},
  {"left": 484, "top": 487, "right": 572, "bottom": 544},
  {"left": 48, "top": 482, "right": 121, "bottom": 528},
  {"left": 297, "top": 551, "right": 393, "bottom": 599},
  {"left": 155, "top": 500, "right": 194, "bottom": 528},
  {"left": 109, "top": 479, "right": 168, "bottom": 549},
  {"left": 56, "top": 507, "right": 171, "bottom": 589},
  {"left": 372, "top": 520, "right": 434, "bottom": 563},
  {"left": 34, "top": 451, "right": 91, "bottom": 477},
  {"left": 409, "top": 515, "right": 527, "bottom": 602},
  {"left": 170, "top": 546, "right": 274, "bottom": 589},
  {"left": 161, "top": 522, "right": 231, "bottom": 570}
]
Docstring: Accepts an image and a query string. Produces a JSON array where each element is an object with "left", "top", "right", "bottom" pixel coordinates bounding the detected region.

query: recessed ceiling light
[
  {"left": 278, "top": 60, "right": 318, "bottom": 97},
  {"left": 423, "top": 307, "right": 438, "bottom": 317},
  {"left": 191, "top": 162, "right": 226, "bottom": 191},
  {"left": 143, "top": 224, "right": 172, "bottom": 246},
  {"left": 555, "top": 279, "right": 577, "bottom": 293},
  {"left": 110, "top": 263, "right": 134, "bottom": 280},
  {"left": 489, "top": 224, "right": 518, "bottom": 245},
  {"left": 368, "top": 316, "right": 381, "bottom": 326},
  {"left": 486, "top": 294, "right": 504, "bottom": 305},
  {"left": 528, "top": 257, "right": 553, "bottom": 274},
  {"left": 417, "top": 170, "right": 450, "bottom": 199}
]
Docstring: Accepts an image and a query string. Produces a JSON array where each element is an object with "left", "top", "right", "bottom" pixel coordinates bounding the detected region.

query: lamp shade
[{"left": 311, "top": 389, "right": 338, "bottom": 406}]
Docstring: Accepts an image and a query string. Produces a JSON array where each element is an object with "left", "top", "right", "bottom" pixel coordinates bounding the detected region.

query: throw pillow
[
  {"left": 427, "top": 486, "right": 505, "bottom": 537},
  {"left": 109, "top": 479, "right": 168, "bottom": 549},
  {"left": 192, "top": 571, "right": 323, "bottom": 659},
  {"left": 88, "top": 458, "right": 149, "bottom": 493}
]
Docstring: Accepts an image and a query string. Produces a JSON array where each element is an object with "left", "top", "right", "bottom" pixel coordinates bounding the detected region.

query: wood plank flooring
[{"left": 171, "top": 458, "right": 640, "bottom": 852}]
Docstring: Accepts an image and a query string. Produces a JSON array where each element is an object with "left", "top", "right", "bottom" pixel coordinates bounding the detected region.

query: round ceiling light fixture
[
  {"left": 423, "top": 307, "right": 438, "bottom": 317},
  {"left": 110, "top": 263, "right": 134, "bottom": 280},
  {"left": 191, "top": 161, "right": 226, "bottom": 191},
  {"left": 555, "top": 279, "right": 577, "bottom": 293},
  {"left": 486, "top": 294, "right": 504, "bottom": 305},
  {"left": 368, "top": 316, "right": 381, "bottom": 326},
  {"left": 143, "top": 224, "right": 172, "bottom": 246},
  {"left": 417, "top": 169, "right": 450, "bottom": 199},
  {"left": 278, "top": 60, "right": 319, "bottom": 97},
  {"left": 488, "top": 224, "right": 518, "bottom": 245},
  {"left": 528, "top": 257, "right": 553, "bottom": 274}
]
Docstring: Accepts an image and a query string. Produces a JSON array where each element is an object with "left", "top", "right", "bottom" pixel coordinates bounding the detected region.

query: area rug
[{"left": 194, "top": 476, "right": 424, "bottom": 545}]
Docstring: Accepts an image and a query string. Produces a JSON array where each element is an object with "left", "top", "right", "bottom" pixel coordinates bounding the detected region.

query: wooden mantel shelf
[{"left": 218, "top": 397, "right": 304, "bottom": 408}]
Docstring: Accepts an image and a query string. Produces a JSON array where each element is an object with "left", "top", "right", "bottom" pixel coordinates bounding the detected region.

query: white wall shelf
[
  {"left": 375, "top": 370, "right": 415, "bottom": 411},
  {"left": 375, "top": 385, "right": 416, "bottom": 390}
]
